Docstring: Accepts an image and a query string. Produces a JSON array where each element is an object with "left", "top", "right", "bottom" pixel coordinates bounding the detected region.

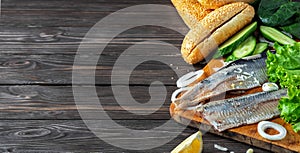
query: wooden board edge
[{"left": 169, "top": 103, "right": 299, "bottom": 153}]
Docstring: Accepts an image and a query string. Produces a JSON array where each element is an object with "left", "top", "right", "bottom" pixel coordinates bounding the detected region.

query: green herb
[{"left": 266, "top": 42, "right": 300, "bottom": 132}]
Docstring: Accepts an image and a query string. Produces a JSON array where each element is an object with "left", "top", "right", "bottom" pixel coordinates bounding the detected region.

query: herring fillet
[
  {"left": 174, "top": 55, "right": 268, "bottom": 108},
  {"left": 197, "top": 89, "right": 287, "bottom": 132}
]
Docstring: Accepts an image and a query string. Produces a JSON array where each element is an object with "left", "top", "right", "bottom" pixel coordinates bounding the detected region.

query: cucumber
[
  {"left": 252, "top": 42, "right": 268, "bottom": 55},
  {"left": 225, "top": 54, "right": 238, "bottom": 62},
  {"left": 260, "top": 26, "right": 296, "bottom": 45},
  {"left": 232, "top": 35, "right": 256, "bottom": 59},
  {"left": 213, "top": 22, "right": 257, "bottom": 58}
]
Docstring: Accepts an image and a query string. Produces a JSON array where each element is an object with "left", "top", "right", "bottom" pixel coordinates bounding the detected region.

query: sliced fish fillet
[
  {"left": 174, "top": 55, "right": 268, "bottom": 108},
  {"left": 197, "top": 89, "right": 287, "bottom": 132}
]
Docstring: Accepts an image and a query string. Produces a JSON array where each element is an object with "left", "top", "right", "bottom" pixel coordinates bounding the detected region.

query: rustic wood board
[{"left": 170, "top": 101, "right": 300, "bottom": 153}]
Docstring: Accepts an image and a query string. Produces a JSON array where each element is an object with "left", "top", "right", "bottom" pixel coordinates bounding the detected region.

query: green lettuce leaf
[
  {"left": 293, "top": 122, "right": 300, "bottom": 132},
  {"left": 267, "top": 42, "right": 300, "bottom": 132},
  {"left": 267, "top": 42, "right": 300, "bottom": 88},
  {"left": 279, "top": 87, "right": 300, "bottom": 132}
]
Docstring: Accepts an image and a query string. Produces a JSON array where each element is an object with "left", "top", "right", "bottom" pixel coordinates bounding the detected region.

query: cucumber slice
[
  {"left": 260, "top": 26, "right": 296, "bottom": 45},
  {"left": 252, "top": 42, "right": 268, "bottom": 55},
  {"left": 232, "top": 35, "right": 256, "bottom": 59},
  {"left": 213, "top": 22, "right": 257, "bottom": 58}
]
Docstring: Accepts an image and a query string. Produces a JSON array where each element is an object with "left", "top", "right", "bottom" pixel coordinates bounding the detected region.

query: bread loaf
[
  {"left": 171, "top": 0, "right": 212, "bottom": 29},
  {"left": 181, "top": 2, "right": 255, "bottom": 64},
  {"left": 198, "top": 0, "right": 256, "bottom": 9}
]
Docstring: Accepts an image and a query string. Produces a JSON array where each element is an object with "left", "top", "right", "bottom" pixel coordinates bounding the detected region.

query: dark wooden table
[{"left": 0, "top": 0, "right": 272, "bottom": 152}]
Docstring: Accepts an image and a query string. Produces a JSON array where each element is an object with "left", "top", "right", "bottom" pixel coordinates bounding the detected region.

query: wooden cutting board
[{"left": 170, "top": 90, "right": 300, "bottom": 153}]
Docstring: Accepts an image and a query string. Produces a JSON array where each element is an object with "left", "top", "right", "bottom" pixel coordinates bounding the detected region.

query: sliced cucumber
[
  {"left": 260, "top": 26, "right": 296, "bottom": 45},
  {"left": 213, "top": 22, "right": 257, "bottom": 58},
  {"left": 232, "top": 35, "right": 256, "bottom": 59},
  {"left": 252, "top": 42, "right": 268, "bottom": 55}
]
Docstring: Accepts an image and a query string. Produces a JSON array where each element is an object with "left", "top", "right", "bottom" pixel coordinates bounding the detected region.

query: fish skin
[
  {"left": 174, "top": 55, "right": 268, "bottom": 108},
  {"left": 198, "top": 89, "right": 287, "bottom": 132}
]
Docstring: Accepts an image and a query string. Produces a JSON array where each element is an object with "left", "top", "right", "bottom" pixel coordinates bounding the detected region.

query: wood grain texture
[
  {"left": 0, "top": 85, "right": 175, "bottom": 120},
  {"left": 0, "top": 120, "right": 270, "bottom": 153},
  {"left": 0, "top": 54, "right": 199, "bottom": 85},
  {"left": 0, "top": 0, "right": 284, "bottom": 152}
]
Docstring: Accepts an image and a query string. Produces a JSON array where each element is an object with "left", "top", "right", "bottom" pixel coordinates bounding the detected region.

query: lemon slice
[{"left": 171, "top": 131, "right": 203, "bottom": 153}]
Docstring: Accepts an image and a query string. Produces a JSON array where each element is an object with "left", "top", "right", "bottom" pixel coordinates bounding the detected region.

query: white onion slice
[
  {"left": 176, "top": 70, "right": 204, "bottom": 88},
  {"left": 257, "top": 121, "right": 287, "bottom": 141},
  {"left": 171, "top": 86, "right": 192, "bottom": 102}
]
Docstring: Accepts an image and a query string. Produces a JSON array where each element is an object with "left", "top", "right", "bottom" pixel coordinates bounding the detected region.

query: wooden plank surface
[
  {"left": 0, "top": 54, "right": 193, "bottom": 85},
  {"left": 0, "top": 120, "right": 270, "bottom": 153},
  {"left": 0, "top": 0, "right": 277, "bottom": 152},
  {"left": 0, "top": 85, "right": 174, "bottom": 120}
]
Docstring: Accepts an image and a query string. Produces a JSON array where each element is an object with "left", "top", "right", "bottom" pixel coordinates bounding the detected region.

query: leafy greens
[
  {"left": 266, "top": 42, "right": 300, "bottom": 132},
  {"left": 279, "top": 87, "right": 300, "bottom": 132},
  {"left": 258, "top": 0, "right": 300, "bottom": 39}
]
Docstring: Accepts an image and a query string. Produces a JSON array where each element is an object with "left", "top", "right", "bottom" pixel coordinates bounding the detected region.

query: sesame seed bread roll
[
  {"left": 181, "top": 2, "right": 248, "bottom": 59},
  {"left": 181, "top": 2, "right": 255, "bottom": 64},
  {"left": 198, "top": 0, "right": 256, "bottom": 9},
  {"left": 171, "top": 0, "right": 212, "bottom": 29}
]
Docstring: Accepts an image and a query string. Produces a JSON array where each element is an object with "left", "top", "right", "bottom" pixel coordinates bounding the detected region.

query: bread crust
[
  {"left": 198, "top": 0, "right": 256, "bottom": 9},
  {"left": 171, "top": 0, "right": 212, "bottom": 29},
  {"left": 181, "top": 2, "right": 255, "bottom": 64}
]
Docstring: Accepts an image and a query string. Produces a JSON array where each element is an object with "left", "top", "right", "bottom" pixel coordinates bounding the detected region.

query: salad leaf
[
  {"left": 258, "top": 0, "right": 294, "bottom": 26},
  {"left": 281, "top": 22, "right": 300, "bottom": 39},
  {"left": 293, "top": 122, "right": 300, "bottom": 132},
  {"left": 267, "top": 42, "right": 300, "bottom": 88},
  {"left": 267, "top": 42, "right": 300, "bottom": 132},
  {"left": 258, "top": 0, "right": 300, "bottom": 39},
  {"left": 278, "top": 86, "right": 300, "bottom": 132}
]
